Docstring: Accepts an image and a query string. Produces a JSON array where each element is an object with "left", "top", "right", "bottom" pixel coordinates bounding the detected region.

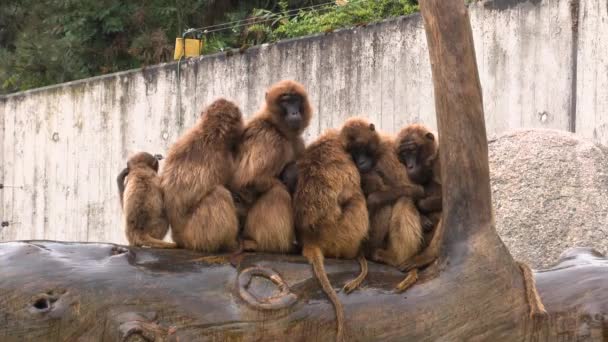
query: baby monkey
[{"left": 117, "top": 152, "right": 175, "bottom": 249}]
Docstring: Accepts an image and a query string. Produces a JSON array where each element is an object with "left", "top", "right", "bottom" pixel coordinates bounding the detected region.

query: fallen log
[
  {"left": 0, "top": 242, "right": 606, "bottom": 341},
  {"left": 1, "top": 0, "right": 607, "bottom": 341}
]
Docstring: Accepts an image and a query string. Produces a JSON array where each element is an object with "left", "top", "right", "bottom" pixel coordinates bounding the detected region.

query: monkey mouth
[{"left": 286, "top": 119, "right": 302, "bottom": 130}]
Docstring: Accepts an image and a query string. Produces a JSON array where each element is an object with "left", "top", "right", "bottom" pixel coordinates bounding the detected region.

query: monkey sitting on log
[
  {"left": 344, "top": 119, "right": 426, "bottom": 292},
  {"left": 161, "top": 99, "right": 243, "bottom": 253},
  {"left": 293, "top": 118, "right": 375, "bottom": 342},
  {"left": 396, "top": 123, "right": 546, "bottom": 317},
  {"left": 231, "top": 80, "right": 311, "bottom": 254},
  {"left": 117, "top": 152, "right": 175, "bottom": 249}
]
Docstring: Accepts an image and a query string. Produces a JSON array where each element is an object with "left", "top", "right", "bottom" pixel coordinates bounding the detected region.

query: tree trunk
[{"left": 1, "top": 1, "right": 607, "bottom": 341}]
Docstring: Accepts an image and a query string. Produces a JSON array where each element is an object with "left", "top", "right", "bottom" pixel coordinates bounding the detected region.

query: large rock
[{"left": 489, "top": 129, "right": 608, "bottom": 268}]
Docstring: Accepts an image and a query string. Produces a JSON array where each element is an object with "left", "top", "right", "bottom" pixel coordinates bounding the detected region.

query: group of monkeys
[{"left": 117, "top": 80, "right": 546, "bottom": 341}]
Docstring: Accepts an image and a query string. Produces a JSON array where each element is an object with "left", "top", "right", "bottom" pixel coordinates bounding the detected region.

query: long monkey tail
[
  {"left": 303, "top": 245, "right": 345, "bottom": 342},
  {"left": 517, "top": 261, "right": 547, "bottom": 317}
]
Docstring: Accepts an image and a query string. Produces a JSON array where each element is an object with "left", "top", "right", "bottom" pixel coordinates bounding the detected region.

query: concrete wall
[{"left": 0, "top": 0, "right": 605, "bottom": 244}]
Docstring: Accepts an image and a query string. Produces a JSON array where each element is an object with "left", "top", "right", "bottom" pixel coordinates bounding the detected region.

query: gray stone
[{"left": 489, "top": 129, "right": 608, "bottom": 269}]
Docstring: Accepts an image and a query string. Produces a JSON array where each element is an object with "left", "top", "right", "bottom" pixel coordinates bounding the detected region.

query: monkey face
[
  {"left": 398, "top": 140, "right": 432, "bottom": 185},
  {"left": 341, "top": 119, "right": 380, "bottom": 174},
  {"left": 351, "top": 147, "right": 376, "bottom": 173},
  {"left": 279, "top": 93, "right": 303, "bottom": 130}
]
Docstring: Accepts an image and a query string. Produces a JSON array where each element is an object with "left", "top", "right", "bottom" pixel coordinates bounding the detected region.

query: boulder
[{"left": 489, "top": 129, "right": 608, "bottom": 268}]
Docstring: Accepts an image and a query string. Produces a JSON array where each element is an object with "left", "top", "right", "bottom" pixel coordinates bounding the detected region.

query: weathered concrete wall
[
  {"left": 576, "top": 0, "right": 608, "bottom": 141},
  {"left": 0, "top": 0, "right": 605, "bottom": 245}
]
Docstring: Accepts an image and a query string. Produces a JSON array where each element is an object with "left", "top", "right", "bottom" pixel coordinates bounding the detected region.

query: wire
[
  {"left": 201, "top": 3, "right": 339, "bottom": 35},
  {"left": 190, "top": 1, "right": 338, "bottom": 33}
]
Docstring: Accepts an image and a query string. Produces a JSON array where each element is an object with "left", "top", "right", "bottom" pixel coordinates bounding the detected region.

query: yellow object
[{"left": 174, "top": 38, "right": 203, "bottom": 60}]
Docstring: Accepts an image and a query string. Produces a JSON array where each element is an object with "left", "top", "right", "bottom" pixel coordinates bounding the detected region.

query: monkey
[
  {"left": 293, "top": 118, "right": 374, "bottom": 342},
  {"left": 118, "top": 152, "right": 175, "bottom": 249},
  {"left": 233, "top": 161, "right": 299, "bottom": 229},
  {"left": 342, "top": 122, "right": 426, "bottom": 292},
  {"left": 117, "top": 153, "right": 164, "bottom": 207},
  {"left": 395, "top": 123, "right": 443, "bottom": 273},
  {"left": 396, "top": 124, "right": 547, "bottom": 317},
  {"left": 397, "top": 124, "right": 442, "bottom": 225},
  {"left": 160, "top": 98, "right": 243, "bottom": 253},
  {"left": 231, "top": 80, "right": 311, "bottom": 254}
]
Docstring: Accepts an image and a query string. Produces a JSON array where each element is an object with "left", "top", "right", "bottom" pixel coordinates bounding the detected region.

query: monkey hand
[
  {"left": 420, "top": 215, "right": 434, "bottom": 232},
  {"left": 366, "top": 192, "right": 384, "bottom": 209},
  {"left": 417, "top": 196, "right": 442, "bottom": 213},
  {"left": 410, "top": 184, "right": 426, "bottom": 199}
]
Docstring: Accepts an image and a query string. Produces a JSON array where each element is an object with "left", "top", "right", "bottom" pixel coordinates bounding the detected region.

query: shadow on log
[
  {"left": 1, "top": 1, "right": 607, "bottom": 341},
  {"left": 0, "top": 241, "right": 606, "bottom": 341}
]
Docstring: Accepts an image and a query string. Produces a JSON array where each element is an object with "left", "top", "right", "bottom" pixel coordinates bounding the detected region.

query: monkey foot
[
  {"left": 530, "top": 306, "right": 548, "bottom": 319},
  {"left": 343, "top": 278, "right": 363, "bottom": 294},
  {"left": 394, "top": 269, "right": 418, "bottom": 293},
  {"left": 343, "top": 255, "right": 368, "bottom": 294},
  {"left": 398, "top": 253, "right": 438, "bottom": 272}
]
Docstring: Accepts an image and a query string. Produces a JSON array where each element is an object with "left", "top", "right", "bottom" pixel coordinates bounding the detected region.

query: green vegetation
[{"left": 0, "top": 0, "right": 418, "bottom": 94}]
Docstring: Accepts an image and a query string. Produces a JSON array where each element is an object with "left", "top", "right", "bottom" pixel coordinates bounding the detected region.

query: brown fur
[
  {"left": 161, "top": 99, "right": 243, "bottom": 252},
  {"left": 395, "top": 124, "right": 443, "bottom": 271},
  {"left": 231, "top": 80, "right": 311, "bottom": 253},
  {"left": 120, "top": 152, "right": 175, "bottom": 249},
  {"left": 294, "top": 119, "right": 372, "bottom": 342},
  {"left": 396, "top": 125, "right": 547, "bottom": 312},
  {"left": 357, "top": 132, "right": 425, "bottom": 268}
]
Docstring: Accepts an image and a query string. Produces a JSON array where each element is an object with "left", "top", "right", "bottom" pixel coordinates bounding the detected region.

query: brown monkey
[
  {"left": 117, "top": 153, "right": 164, "bottom": 206},
  {"left": 396, "top": 124, "right": 546, "bottom": 317},
  {"left": 119, "top": 152, "right": 175, "bottom": 249},
  {"left": 395, "top": 123, "right": 443, "bottom": 272},
  {"left": 294, "top": 118, "right": 373, "bottom": 342},
  {"left": 233, "top": 161, "right": 299, "bottom": 229},
  {"left": 231, "top": 80, "right": 311, "bottom": 253},
  {"left": 161, "top": 98, "right": 243, "bottom": 252},
  {"left": 346, "top": 123, "right": 425, "bottom": 292}
]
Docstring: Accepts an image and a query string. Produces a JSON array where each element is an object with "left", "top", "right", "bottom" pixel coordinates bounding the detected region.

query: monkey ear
[
  {"left": 369, "top": 123, "right": 375, "bottom": 131},
  {"left": 425, "top": 132, "right": 434, "bottom": 140}
]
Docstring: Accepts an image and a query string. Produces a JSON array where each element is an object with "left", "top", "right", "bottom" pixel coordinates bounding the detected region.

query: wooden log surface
[{"left": 0, "top": 241, "right": 606, "bottom": 341}]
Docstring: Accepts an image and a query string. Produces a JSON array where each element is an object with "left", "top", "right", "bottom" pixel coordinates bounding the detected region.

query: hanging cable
[{"left": 190, "top": 1, "right": 338, "bottom": 33}]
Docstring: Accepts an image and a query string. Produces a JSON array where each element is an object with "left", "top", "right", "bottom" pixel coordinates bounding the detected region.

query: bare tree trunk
[{"left": 0, "top": 1, "right": 607, "bottom": 341}]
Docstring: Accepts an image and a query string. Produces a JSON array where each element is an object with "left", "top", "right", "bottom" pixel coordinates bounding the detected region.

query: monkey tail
[
  {"left": 303, "top": 245, "right": 345, "bottom": 342},
  {"left": 516, "top": 261, "right": 547, "bottom": 318}
]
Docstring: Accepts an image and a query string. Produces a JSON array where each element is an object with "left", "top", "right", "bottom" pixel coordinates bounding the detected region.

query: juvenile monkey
[
  {"left": 231, "top": 80, "right": 311, "bottom": 253},
  {"left": 161, "top": 98, "right": 243, "bottom": 252},
  {"left": 396, "top": 124, "right": 546, "bottom": 317},
  {"left": 118, "top": 152, "right": 175, "bottom": 249},
  {"left": 293, "top": 118, "right": 372, "bottom": 342}
]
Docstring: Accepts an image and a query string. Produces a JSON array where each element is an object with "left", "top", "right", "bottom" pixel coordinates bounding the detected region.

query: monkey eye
[{"left": 425, "top": 132, "right": 435, "bottom": 140}]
